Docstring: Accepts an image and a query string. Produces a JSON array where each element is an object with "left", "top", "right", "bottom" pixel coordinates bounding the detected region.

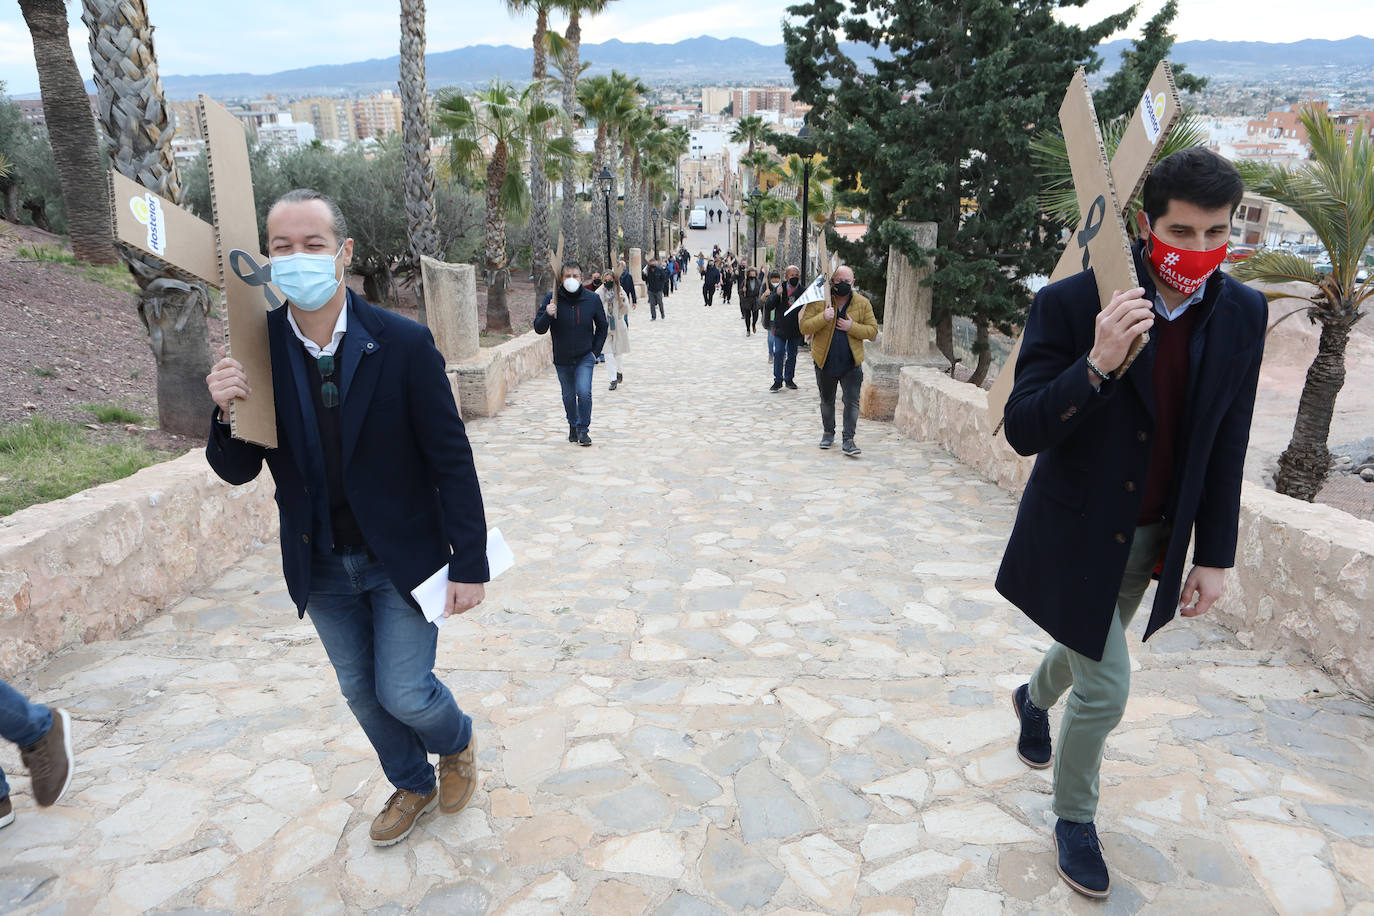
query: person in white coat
[{"left": 599, "top": 271, "right": 633, "bottom": 390}]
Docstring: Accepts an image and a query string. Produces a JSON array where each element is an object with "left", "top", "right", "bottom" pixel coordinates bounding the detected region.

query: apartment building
[
  {"left": 731, "top": 86, "right": 795, "bottom": 118},
  {"left": 289, "top": 97, "right": 357, "bottom": 143},
  {"left": 353, "top": 91, "right": 403, "bottom": 140}
]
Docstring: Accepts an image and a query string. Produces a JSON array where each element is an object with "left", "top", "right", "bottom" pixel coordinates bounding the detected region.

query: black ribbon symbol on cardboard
[
  {"left": 229, "top": 249, "right": 284, "bottom": 310},
  {"left": 1077, "top": 195, "right": 1106, "bottom": 272}
]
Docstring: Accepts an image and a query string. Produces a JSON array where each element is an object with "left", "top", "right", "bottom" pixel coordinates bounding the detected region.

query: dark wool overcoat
[
  {"left": 995, "top": 252, "right": 1266, "bottom": 661},
  {"left": 207, "top": 289, "right": 489, "bottom": 614}
]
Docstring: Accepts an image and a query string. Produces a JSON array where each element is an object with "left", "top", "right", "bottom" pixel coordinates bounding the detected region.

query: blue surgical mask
[{"left": 272, "top": 243, "right": 344, "bottom": 311}]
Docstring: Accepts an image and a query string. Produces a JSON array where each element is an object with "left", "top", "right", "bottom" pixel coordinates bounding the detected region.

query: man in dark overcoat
[{"left": 996, "top": 148, "right": 1265, "bottom": 899}]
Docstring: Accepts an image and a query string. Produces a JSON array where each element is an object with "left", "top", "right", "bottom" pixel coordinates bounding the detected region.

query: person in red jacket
[{"left": 997, "top": 148, "right": 1263, "bottom": 899}]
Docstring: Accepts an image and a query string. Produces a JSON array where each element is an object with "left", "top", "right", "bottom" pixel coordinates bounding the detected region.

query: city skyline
[{"left": 1, "top": 0, "right": 1370, "bottom": 96}]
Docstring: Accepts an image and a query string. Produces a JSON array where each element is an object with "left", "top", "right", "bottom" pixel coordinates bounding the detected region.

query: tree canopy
[{"left": 782, "top": 0, "right": 1131, "bottom": 382}]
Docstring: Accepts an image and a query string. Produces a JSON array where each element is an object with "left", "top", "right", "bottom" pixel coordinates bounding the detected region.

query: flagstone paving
[{"left": 2, "top": 283, "right": 1373, "bottom": 915}]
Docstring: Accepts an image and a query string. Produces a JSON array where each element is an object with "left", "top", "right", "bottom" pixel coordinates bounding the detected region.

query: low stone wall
[
  {"left": 892, "top": 367, "right": 1032, "bottom": 491},
  {"left": 892, "top": 365, "right": 1374, "bottom": 701},
  {"left": 1221, "top": 487, "right": 1374, "bottom": 700},
  {"left": 0, "top": 451, "right": 277, "bottom": 680},
  {"left": 448, "top": 330, "right": 553, "bottom": 418}
]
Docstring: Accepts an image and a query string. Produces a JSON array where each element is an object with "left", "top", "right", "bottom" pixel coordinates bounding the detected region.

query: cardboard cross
[
  {"left": 987, "top": 61, "right": 1181, "bottom": 435},
  {"left": 549, "top": 233, "right": 564, "bottom": 281},
  {"left": 110, "top": 94, "right": 281, "bottom": 447}
]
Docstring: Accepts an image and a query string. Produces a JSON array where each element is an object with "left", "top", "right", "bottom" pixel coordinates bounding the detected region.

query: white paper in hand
[{"left": 411, "top": 528, "right": 514, "bottom": 628}]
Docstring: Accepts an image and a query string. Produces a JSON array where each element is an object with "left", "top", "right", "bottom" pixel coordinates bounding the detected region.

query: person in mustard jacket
[{"left": 799, "top": 265, "right": 878, "bottom": 456}]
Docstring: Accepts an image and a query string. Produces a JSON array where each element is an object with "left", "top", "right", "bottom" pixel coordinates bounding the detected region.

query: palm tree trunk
[
  {"left": 607, "top": 129, "right": 620, "bottom": 266},
  {"left": 1275, "top": 317, "right": 1353, "bottom": 501},
  {"left": 591, "top": 127, "right": 608, "bottom": 271},
  {"left": 399, "top": 0, "right": 440, "bottom": 325},
  {"left": 484, "top": 141, "right": 511, "bottom": 332},
  {"left": 20, "top": 0, "right": 116, "bottom": 264},
  {"left": 559, "top": 9, "right": 581, "bottom": 266},
  {"left": 82, "top": 0, "right": 213, "bottom": 436},
  {"left": 528, "top": 6, "right": 552, "bottom": 306}
]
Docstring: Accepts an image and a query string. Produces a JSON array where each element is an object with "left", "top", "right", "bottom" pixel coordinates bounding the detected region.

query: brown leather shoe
[
  {"left": 20, "top": 708, "right": 72, "bottom": 807},
  {"left": 438, "top": 737, "right": 477, "bottom": 814},
  {"left": 370, "top": 786, "right": 437, "bottom": 846}
]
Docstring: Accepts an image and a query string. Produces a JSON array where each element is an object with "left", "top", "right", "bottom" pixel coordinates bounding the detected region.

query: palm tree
[
  {"left": 81, "top": 0, "right": 213, "bottom": 435},
  {"left": 619, "top": 105, "right": 655, "bottom": 252},
  {"left": 1233, "top": 107, "right": 1374, "bottom": 502},
  {"left": 730, "top": 115, "right": 770, "bottom": 163},
  {"left": 399, "top": 0, "right": 440, "bottom": 325},
  {"left": 1031, "top": 113, "right": 1208, "bottom": 232},
  {"left": 756, "top": 192, "right": 798, "bottom": 268},
  {"left": 507, "top": 0, "right": 556, "bottom": 304},
  {"left": 605, "top": 72, "right": 644, "bottom": 260},
  {"left": 555, "top": 0, "right": 613, "bottom": 266},
  {"left": 578, "top": 72, "right": 634, "bottom": 268},
  {"left": 437, "top": 80, "right": 573, "bottom": 333},
  {"left": 18, "top": 0, "right": 116, "bottom": 264}
]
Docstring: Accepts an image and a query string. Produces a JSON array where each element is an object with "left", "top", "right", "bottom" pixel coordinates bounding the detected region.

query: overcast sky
[{"left": 1, "top": 0, "right": 1368, "bottom": 96}]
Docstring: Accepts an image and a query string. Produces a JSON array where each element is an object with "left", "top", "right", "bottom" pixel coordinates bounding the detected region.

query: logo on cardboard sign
[
  {"left": 1139, "top": 89, "right": 1166, "bottom": 144},
  {"left": 129, "top": 193, "right": 166, "bottom": 256}
]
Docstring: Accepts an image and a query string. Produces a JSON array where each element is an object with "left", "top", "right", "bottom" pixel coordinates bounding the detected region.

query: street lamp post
[
  {"left": 651, "top": 208, "right": 660, "bottom": 259},
  {"left": 797, "top": 125, "right": 813, "bottom": 279},
  {"left": 597, "top": 166, "right": 614, "bottom": 274},
  {"left": 733, "top": 209, "right": 742, "bottom": 259}
]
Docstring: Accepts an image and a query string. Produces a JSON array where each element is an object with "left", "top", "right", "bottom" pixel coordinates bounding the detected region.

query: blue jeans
[
  {"left": 554, "top": 351, "right": 595, "bottom": 432},
  {"left": 1, "top": 679, "right": 52, "bottom": 799},
  {"left": 767, "top": 328, "right": 778, "bottom": 356},
  {"left": 305, "top": 548, "right": 470, "bottom": 795},
  {"left": 773, "top": 336, "right": 799, "bottom": 383}
]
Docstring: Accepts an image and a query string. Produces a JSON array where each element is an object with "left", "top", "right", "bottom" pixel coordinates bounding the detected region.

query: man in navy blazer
[
  {"left": 205, "top": 189, "right": 488, "bottom": 847},
  {"left": 996, "top": 149, "right": 1265, "bottom": 898}
]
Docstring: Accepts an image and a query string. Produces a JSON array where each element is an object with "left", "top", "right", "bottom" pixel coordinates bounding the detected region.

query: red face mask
[{"left": 1146, "top": 230, "right": 1228, "bottom": 295}]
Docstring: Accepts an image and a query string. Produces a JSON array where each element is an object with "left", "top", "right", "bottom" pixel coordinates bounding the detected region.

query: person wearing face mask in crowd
[
  {"left": 584, "top": 270, "right": 603, "bottom": 293},
  {"left": 760, "top": 269, "right": 781, "bottom": 358},
  {"left": 720, "top": 256, "right": 735, "bottom": 305},
  {"left": 702, "top": 259, "right": 721, "bottom": 307},
  {"left": 644, "top": 256, "right": 669, "bottom": 321},
  {"left": 601, "top": 261, "right": 634, "bottom": 390},
  {"left": 533, "top": 261, "right": 609, "bottom": 445},
  {"left": 740, "top": 265, "right": 762, "bottom": 336},
  {"left": 799, "top": 265, "right": 878, "bottom": 456},
  {"left": 997, "top": 148, "right": 1265, "bottom": 901},
  {"left": 765, "top": 265, "right": 804, "bottom": 390},
  {"left": 205, "top": 189, "right": 490, "bottom": 847}
]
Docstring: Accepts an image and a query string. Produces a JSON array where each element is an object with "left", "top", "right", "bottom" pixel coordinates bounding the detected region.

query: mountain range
[{"left": 130, "top": 34, "right": 1374, "bottom": 99}]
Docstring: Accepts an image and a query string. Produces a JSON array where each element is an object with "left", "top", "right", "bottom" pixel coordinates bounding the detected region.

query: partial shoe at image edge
[{"left": 20, "top": 707, "right": 73, "bottom": 808}]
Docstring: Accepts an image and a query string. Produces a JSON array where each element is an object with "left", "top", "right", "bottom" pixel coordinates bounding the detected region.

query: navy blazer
[
  {"left": 995, "top": 252, "right": 1266, "bottom": 661},
  {"left": 206, "top": 290, "right": 489, "bottom": 616}
]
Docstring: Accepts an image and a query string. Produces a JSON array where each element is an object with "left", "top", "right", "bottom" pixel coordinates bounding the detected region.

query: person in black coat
[
  {"left": 720, "top": 259, "right": 735, "bottom": 304},
  {"left": 739, "top": 265, "right": 762, "bottom": 335},
  {"left": 702, "top": 260, "right": 721, "bottom": 306},
  {"left": 765, "top": 265, "right": 803, "bottom": 389},
  {"left": 643, "top": 256, "right": 669, "bottom": 320},
  {"left": 533, "top": 261, "right": 609, "bottom": 445},
  {"left": 617, "top": 260, "right": 638, "bottom": 307},
  {"left": 205, "top": 189, "right": 488, "bottom": 846},
  {"left": 996, "top": 149, "right": 1264, "bottom": 899}
]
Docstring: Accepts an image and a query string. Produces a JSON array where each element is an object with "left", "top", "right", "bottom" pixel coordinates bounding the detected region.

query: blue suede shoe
[
  {"left": 1012, "top": 683, "right": 1051, "bottom": 768},
  {"left": 1054, "top": 818, "right": 1110, "bottom": 898}
]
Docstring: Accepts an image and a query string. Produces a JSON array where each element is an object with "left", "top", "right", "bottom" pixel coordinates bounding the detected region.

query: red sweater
[{"left": 1138, "top": 305, "right": 1201, "bottom": 524}]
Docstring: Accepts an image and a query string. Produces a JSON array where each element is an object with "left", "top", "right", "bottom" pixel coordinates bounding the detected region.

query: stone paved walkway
[{"left": 3, "top": 284, "right": 1373, "bottom": 916}]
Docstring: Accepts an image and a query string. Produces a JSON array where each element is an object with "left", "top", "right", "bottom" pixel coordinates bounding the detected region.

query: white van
[{"left": 688, "top": 208, "right": 708, "bottom": 230}]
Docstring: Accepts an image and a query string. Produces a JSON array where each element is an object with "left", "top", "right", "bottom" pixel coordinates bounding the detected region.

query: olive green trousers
[{"left": 1028, "top": 522, "right": 1170, "bottom": 823}]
